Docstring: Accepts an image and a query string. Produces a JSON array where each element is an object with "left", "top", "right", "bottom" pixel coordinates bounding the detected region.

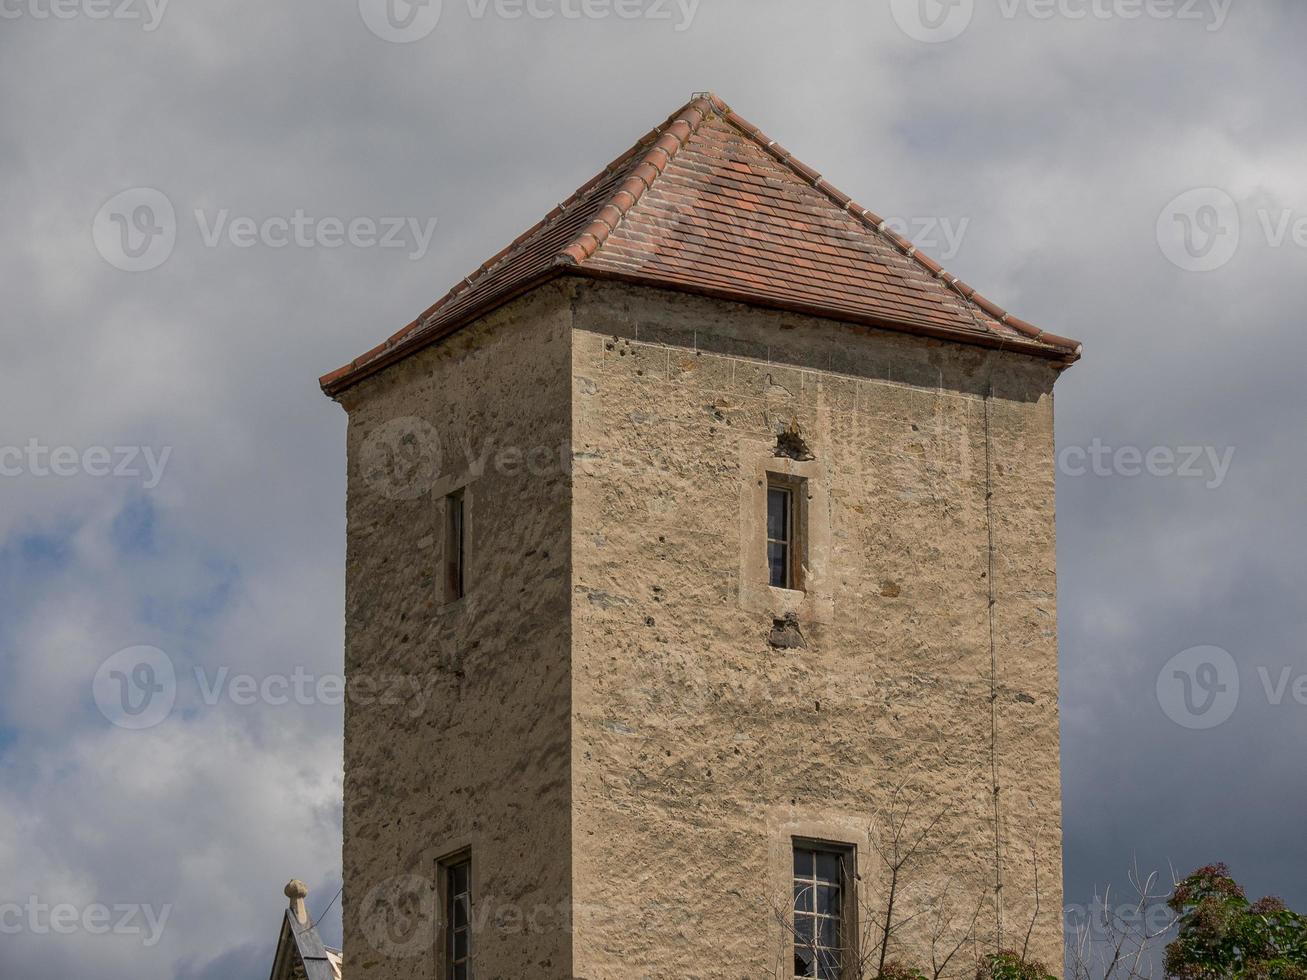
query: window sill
[{"left": 768, "top": 585, "right": 807, "bottom": 603}]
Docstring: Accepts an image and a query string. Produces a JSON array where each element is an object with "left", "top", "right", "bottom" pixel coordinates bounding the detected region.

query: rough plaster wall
[
  {"left": 568, "top": 280, "right": 1065, "bottom": 978},
  {"left": 340, "top": 284, "right": 575, "bottom": 980},
  {"left": 987, "top": 388, "right": 1064, "bottom": 967}
]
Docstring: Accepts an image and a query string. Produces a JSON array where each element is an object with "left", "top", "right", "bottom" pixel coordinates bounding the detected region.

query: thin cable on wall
[
  {"left": 312, "top": 885, "right": 344, "bottom": 931},
  {"left": 983, "top": 380, "right": 1005, "bottom": 948}
]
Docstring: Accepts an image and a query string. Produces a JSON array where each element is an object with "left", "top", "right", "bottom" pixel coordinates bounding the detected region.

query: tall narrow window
[
  {"left": 446, "top": 488, "right": 465, "bottom": 601},
  {"left": 445, "top": 857, "right": 472, "bottom": 980},
  {"left": 793, "top": 842, "right": 854, "bottom": 979},
  {"left": 767, "top": 476, "right": 805, "bottom": 590}
]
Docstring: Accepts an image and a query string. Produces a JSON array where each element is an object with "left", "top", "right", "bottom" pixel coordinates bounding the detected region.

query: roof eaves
[
  {"left": 566, "top": 264, "right": 1077, "bottom": 364},
  {"left": 321, "top": 91, "right": 1081, "bottom": 398},
  {"left": 319, "top": 264, "right": 565, "bottom": 397},
  {"left": 707, "top": 95, "right": 1082, "bottom": 363},
  {"left": 321, "top": 95, "right": 722, "bottom": 398}
]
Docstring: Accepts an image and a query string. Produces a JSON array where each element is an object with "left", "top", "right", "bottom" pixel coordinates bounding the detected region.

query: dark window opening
[
  {"left": 445, "top": 857, "right": 472, "bottom": 980},
  {"left": 767, "top": 477, "right": 805, "bottom": 590},
  {"left": 793, "top": 842, "right": 854, "bottom": 979},
  {"left": 446, "top": 489, "right": 465, "bottom": 601}
]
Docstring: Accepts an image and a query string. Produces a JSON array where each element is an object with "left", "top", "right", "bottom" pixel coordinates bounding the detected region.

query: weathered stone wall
[
  {"left": 339, "top": 283, "right": 575, "bottom": 980},
  {"left": 568, "top": 279, "right": 1065, "bottom": 978},
  {"left": 337, "top": 274, "right": 1067, "bottom": 979}
]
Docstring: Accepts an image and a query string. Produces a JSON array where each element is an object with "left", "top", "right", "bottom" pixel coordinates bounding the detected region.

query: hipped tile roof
[{"left": 321, "top": 93, "right": 1080, "bottom": 396}]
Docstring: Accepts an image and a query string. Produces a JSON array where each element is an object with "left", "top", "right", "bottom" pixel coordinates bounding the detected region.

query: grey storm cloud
[{"left": 2, "top": 1, "right": 1305, "bottom": 976}]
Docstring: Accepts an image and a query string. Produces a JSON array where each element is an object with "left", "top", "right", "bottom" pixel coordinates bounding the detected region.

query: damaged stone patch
[
  {"left": 769, "top": 613, "right": 806, "bottom": 649},
  {"left": 774, "top": 422, "right": 815, "bottom": 461}
]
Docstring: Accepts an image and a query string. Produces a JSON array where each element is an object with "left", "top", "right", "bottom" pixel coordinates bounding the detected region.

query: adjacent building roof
[
  {"left": 268, "top": 881, "right": 342, "bottom": 980},
  {"left": 321, "top": 93, "right": 1081, "bottom": 397}
]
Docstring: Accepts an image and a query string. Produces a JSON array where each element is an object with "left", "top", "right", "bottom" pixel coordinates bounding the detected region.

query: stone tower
[{"left": 321, "top": 93, "right": 1080, "bottom": 980}]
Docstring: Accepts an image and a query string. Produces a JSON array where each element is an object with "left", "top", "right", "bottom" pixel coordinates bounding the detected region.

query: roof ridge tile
[{"left": 557, "top": 96, "right": 715, "bottom": 268}]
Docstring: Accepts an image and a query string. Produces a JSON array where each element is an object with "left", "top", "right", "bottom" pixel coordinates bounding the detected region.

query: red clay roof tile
[{"left": 320, "top": 93, "right": 1081, "bottom": 396}]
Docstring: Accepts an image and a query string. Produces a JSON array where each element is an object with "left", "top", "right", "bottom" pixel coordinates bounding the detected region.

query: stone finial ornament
[{"left": 284, "top": 879, "right": 309, "bottom": 924}]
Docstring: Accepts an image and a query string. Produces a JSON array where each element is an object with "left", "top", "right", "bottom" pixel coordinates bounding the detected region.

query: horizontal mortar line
[
  {"left": 595, "top": 344, "right": 1001, "bottom": 402},
  {"left": 584, "top": 403, "right": 982, "bottom": 436},
  {"left": 585, "top": 383, "right": 990, "bottom": 425}
]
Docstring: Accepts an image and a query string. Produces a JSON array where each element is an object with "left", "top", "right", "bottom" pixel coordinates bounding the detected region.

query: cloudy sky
[{"left": 2, "top": 0, "right": 1304, "bottom": 976}]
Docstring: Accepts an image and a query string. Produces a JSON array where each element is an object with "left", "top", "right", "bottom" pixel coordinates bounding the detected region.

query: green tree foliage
[
  {"left": 975, "top": 950, "right": 1058, "bottom": 980},
  {"left": 861, "top": 951, "right": 1059, "bottom": 980},
  {"left": 876, "top": 964, "right": 929, "bottom": 980},
  {"left": 1165, "top": 864, "right": 1307, "bottom": 979}
]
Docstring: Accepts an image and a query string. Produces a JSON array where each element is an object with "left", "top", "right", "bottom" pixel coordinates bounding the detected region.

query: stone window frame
[
  {"left": 434, "top": 842, "right": 477, "bottom": 980},
  {"left": 444, "top": 486, "right": 467, "bottom": 603},
  {"left": 791, "top": 838, "right": 859, "bottom": 980},
  {"left": 740, "top": 448, "right": 833, "bottom": 625},
  {"left": 433, "top": 474, "right": 476, "bottom": 613},
  {"left": 442, "top": 850, "right": 473, "bottom": 980},
  {"left": 767, "top": 474, "right": 807, "bottom": 591},
  {"left": 768, "top": 813, "right": 872, "bottom": 980}
]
